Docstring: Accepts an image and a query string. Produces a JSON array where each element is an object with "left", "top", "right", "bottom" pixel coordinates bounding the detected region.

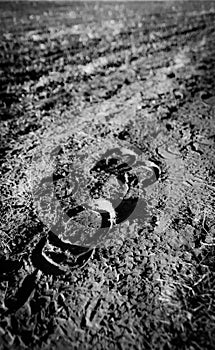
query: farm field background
[{"left": 0, "top": 1, "right": 215, "bottom": 349}]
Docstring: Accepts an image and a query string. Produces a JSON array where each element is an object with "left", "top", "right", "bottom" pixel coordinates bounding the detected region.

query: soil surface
[{"left": 0, "top": 1, "right": 215, "bottom": 349}]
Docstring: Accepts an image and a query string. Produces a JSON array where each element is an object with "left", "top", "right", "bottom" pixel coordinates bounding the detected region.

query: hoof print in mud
[
  {"left": 31, "top": 236, "right": 67, "bottom": 276},
  {"left": 52, "top": 146, "right": 160, "bottom": 239},
  {"left": 31, "top": 235, "right": 94, "bottom": 276},
  {"left": 48, "top": 231, "right": 90, "bottom": 256}
]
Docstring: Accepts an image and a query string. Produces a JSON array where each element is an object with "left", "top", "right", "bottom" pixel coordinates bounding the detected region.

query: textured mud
[{"left": 0, "top": 1, "right": 215, "bottom": 349}]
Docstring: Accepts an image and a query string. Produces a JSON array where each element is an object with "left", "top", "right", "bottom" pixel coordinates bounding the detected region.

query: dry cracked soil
[{"left": 0, "top": 1, "right": 215, "bottom": 349}]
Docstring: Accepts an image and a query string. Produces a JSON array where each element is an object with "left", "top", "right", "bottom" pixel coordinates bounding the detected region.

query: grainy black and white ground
[{"left": 0, "top": 1, "right": 215, "bottom": 349}]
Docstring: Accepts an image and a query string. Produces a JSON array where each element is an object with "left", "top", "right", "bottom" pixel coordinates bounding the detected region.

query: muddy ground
[{"left": 0, "top": 1, "right": 215, "bottom": 349}]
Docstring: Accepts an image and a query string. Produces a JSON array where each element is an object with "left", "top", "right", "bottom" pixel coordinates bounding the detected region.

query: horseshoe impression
[
  {"left": 51, "top": 146, "right": 160, "bottom": 245},
  {"left": 30, "top": 144, "right": 160, "bottom": 277}
]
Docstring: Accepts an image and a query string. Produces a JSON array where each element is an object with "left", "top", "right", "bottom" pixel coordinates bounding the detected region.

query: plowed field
[{"left": 0, "top": 1, "right": 215, "bottom": 349}]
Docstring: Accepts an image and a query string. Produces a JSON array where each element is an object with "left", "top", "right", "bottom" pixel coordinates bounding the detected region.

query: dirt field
[{"left": 0, "top": 1, "right": 215, "bottom": 349}]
